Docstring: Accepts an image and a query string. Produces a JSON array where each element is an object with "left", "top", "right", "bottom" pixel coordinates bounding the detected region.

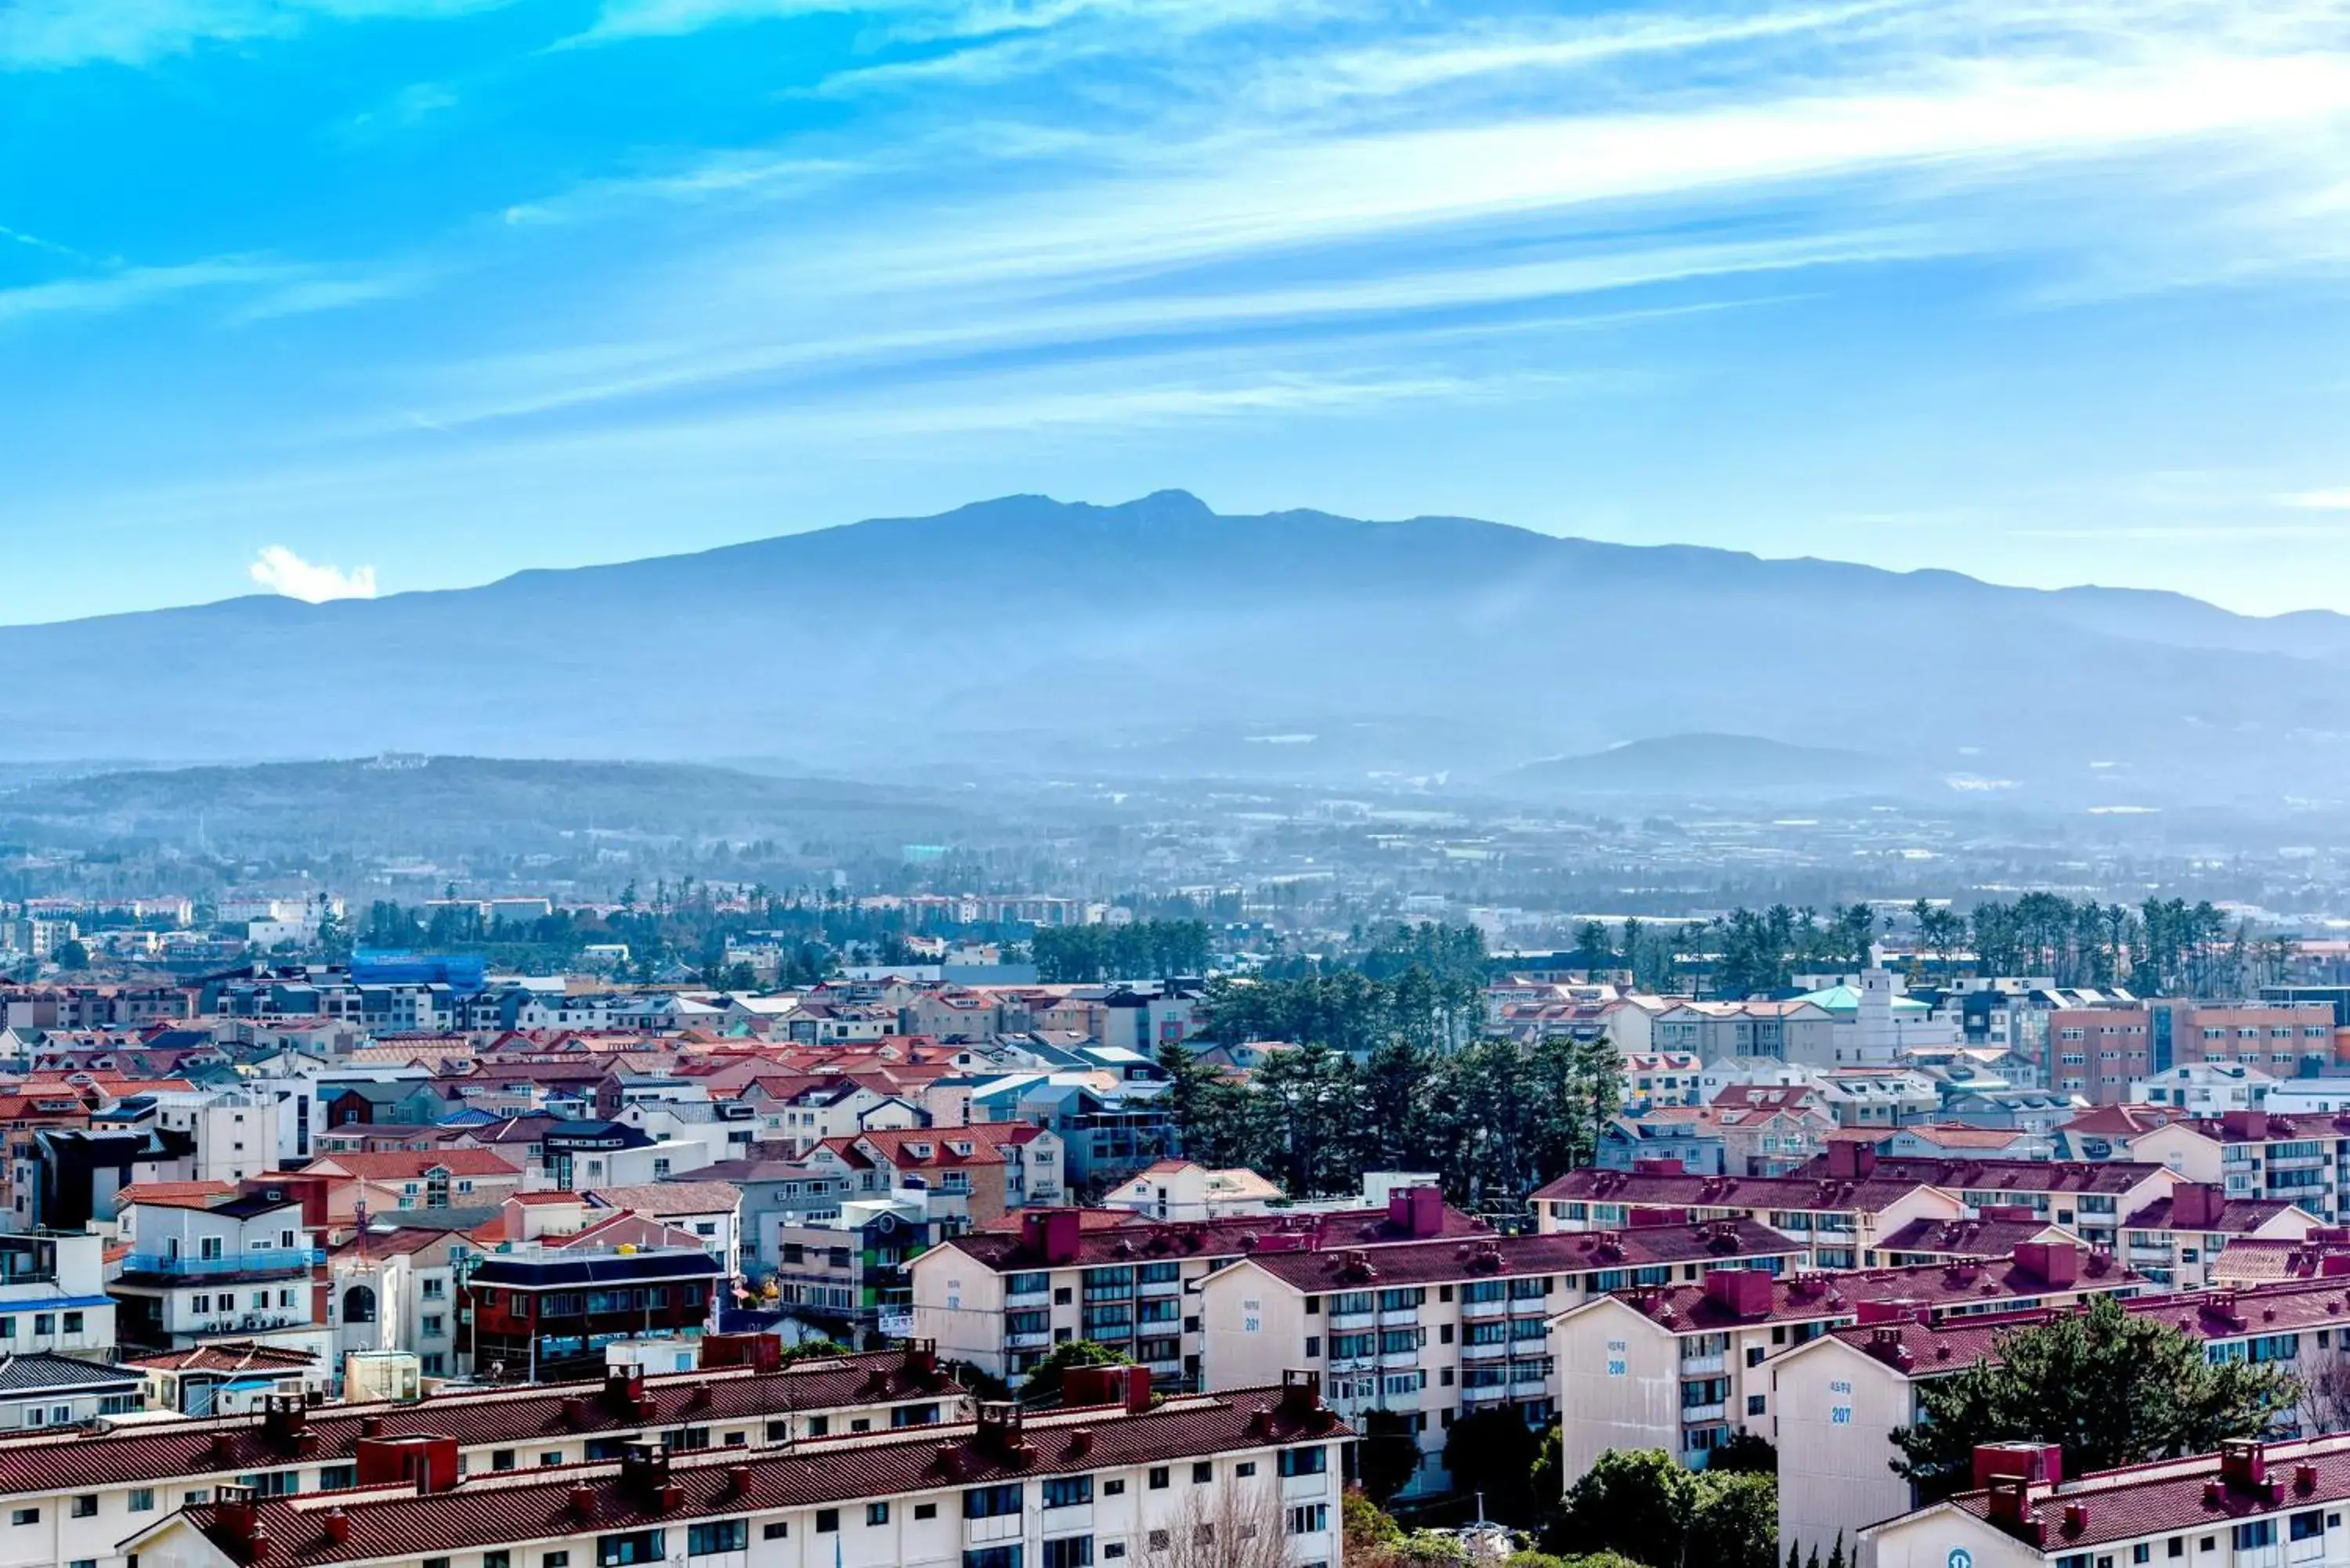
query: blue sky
[{"left": 9, "top": 0, "right": 2350, "bottom": 620}]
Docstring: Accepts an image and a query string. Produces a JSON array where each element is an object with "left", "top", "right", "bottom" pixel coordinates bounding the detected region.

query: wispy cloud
[
  {"left": 248, "top": 545, "right": 378, "bottom": 602},
  {"left": 0, "top": 0, "right": 513, "bottom": 70},
  {"left": 2281, "top": 490, "right": 2350, "bottom": 510},
  {"left": 0, "top": 258, "right": 295, "bottom": 324}
]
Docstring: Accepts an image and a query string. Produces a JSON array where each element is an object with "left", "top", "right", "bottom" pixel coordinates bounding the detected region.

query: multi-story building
[
  {"left": 330, "top": 1223, "right": 486, "bottom": 1381},
  {"left": 1779, "top": 1276, "right": 2350, "bottom": 1556},
  {"left": 1652, "top": 1000, "right": 1838, "bottom": 1063},
  {"left": 0, "top": 1230, "right": 114, "bottom": 1356},
  {"left": 128, "top": 1370, "right": 1346, "bottom": 1568},
  {"left": 2048, "top": 1001, "right": 2336, "bottom": 1104},
  {"left": 1198, "top": 1218, "right": 1806, "bottom": 1498},
  {"left": 1859, "top": 1433, "right": 2350, "bottom": 1568},
  {"left": 1535, "top": 1149, "right": 1969, "bottom": 1269},
  {"left": 912, "top": 1191, "right": 1488, "bottom": 1388},
  {"left": 804, "top": 1125, "right": 1063, "bottom": 1230},
  {"left": 1547, "top": 1241, "right": 2139, "bottom": 1481},
  {"left": 109, "top": 1190, "right": 329, "bottom": 1372},
  {"left": 0, "top": 1346, "right": 967, "bottom": 1568},
  {"left": 455, "top": 1235, "right": 722, "bottom": 1382}
]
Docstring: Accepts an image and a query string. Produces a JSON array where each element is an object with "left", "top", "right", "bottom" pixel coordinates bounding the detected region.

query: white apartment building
[
  {"left": 109, "top": 1192, "right": 331, "bottom": 1374},
  {"left": 124, "top": 1375, "right": 1347, "bottom": 1568}
]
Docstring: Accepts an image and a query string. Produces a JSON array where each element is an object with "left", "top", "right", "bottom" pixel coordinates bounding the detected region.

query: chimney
[
  {"left": 216, "top": 1487, "right": 261, "bottom": 1546},
  {"left": 261, "top": 1394, "right": 307, "bottom": 1444},
  {"left": 324, "top": 1508, "right": 351, "bottom": 1545},
  {"left": 903, "top": 1338, "right": 940, "bottom": 1381},
  {"left": 726, "top": 1465, "right": 753, "bottom": 1499},
  {"left": 619, "top": 1441, "right": 672, "bottom": 1505},
  {"left": 700, "top": 1332, "right": 783, "bottom": 1373},
  {"left": 354, "top": 1433, "right": 460, "bottom": 1495},
  {"left": 2171, "top": 1183, "right": 2222, "bottom": 1230},
  {"left": 2220, "top": 1440, "right": 2269, "bottom": 1491},
  {"left": 359, "top": 1415, "right": 385, "bottom": 1439},
  {"left": 1386, "top": 1185, "right": 1446, "bottom": 1239},
  {"left": 1827, "top": 1141, "right": 1877, "bottom": 1180},
  {"left": 560, "top": 1395, "right": 589, "bottom": 1428},
  {"left": 2016, "top": 1241, "right": 2081, "bottom": 1289},
  {"left": 1021, "top": 1209, "right": 1083, "bottom": 1266},
  {"left": 1279, "top": 1369, "right": 1321, "bottom": 1418},
  {"left": 569, "top": 1483, "right": 597, "bottom": 1520},
  {"left": 975, "top": 1401, "right": 1029, "bottom": 1459},
  {"left": 1972, "top": 1442, "right": 2063, "bottom": 1492},
  {"left": 1063, "top": 1364, "right": 1152, "bottom": 1414},
  {"left": 2223, "top": 1110, "right": 2259, "bottom": 1141},
  {"left": 1067, "top": 1427, "right": 1094, "bottom": 1457},
  {"left": 604, "top": 1366, "right": 646, "bottom": 1412},
  {"left": 1983, "top": 1478, "right": 2041, "bottom": 1542},
  {"left": 1702, "top": 1266, "right": 1773, "bottom": 1319}
]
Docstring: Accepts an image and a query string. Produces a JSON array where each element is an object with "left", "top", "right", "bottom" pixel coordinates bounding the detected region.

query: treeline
[
  {"left": 1029, "top": 920, "right": 1210, "bottom": 982},
  {"left": 1157, "top": 1035, "right": 1621, "bottom": 1209}
]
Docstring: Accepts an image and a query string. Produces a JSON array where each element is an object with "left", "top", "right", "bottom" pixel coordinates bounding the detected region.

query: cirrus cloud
[{"left": 248, "top": 545, "right": 379, "bottom": 602}]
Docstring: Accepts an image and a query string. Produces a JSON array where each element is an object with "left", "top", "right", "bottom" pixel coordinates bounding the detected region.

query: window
[
  {"left": 2291, "top": 1512, "right": 2326, "bottom": 1542},
  {"left": 547, "top": 1555, "right": 570, "bottom": 1568},
  {"left": 1148, "top": 1467, "right": 1169, "bottom": 1490},
  {"left": 128, "top": 1490, "right": 156, "bottom": 1513},
  {"left": 867, "top": 1503, "right": 891, "bottom": 1526},
  {"left": 816, "top": 1510, "right": 841, "bottom": 1534},
  {"left": 486, "top": 1555, "right": 512, "bottom": 1568},
  {"left": 425, "top": 1558, "right": 450, "bottom": 1568},
  {"left": 965, "top": 1486, "right": 1024, "bottom": 1519},
  {"left": 1235, "top": 1463, "right": 1256, "bottom": 1479},
  {"left": 60, "top": 1312, "right": 81, "bottom": 1333},
  {"left": 1289, "top": 1505, "right": 1330, "bottom": 1536},
  {"left": 686, "top": 1521, "right": 749, "bottom": 1555},
  {"left": 1278, "top": 1448, "right": 1327, "bottom": 1477},
  {"left": 967, "top": 1550, "right": 1024, "bottom": 1568},
  {"left": 1044, "top": 1477, "right": 1094, "bottom": 1508},
  {"left": 2231, "top": 1522, "right": 2276, "bottom": 1551},
  {"left": 916, "top": 1504, "right": 939, "bottom": 1520},
  {"left": 1192, "top": 1462, "right": 1212, "bottom": 1484},
  {"left": 9, "top": 1509, "right": 37, "bottom": 1526},
  {"left": 1103, "top": 1481, "right": 1125, "bottom": 1498},
  {"left": 1747, "top": 1395, "right": 1767, "bottom": 1416},
  {"left": 71, "top": 1496, "right": 97, "bottom": 1518},
  {"left": 597, "top": 1531, "right": 665, "bottom": 1566},
  {"left": 494, "top": 1451, "right": 516, "bottom": 1472},
  {"left": 1043, "top": 1538, "right": 1094, "bottom": 1568},
  {"left": 762, "top": 1523, "right": 789, "bottom": 1541}
]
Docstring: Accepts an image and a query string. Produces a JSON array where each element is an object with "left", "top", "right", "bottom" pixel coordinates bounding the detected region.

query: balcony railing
[{"left": 125, "top": 1248, "right": 323, "bottom": 1277}]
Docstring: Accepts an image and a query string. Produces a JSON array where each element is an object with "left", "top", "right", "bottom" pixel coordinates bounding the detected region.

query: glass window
[
  {"left": 1043, "top": 1538, "right": 1094, "bottom": 1568},
  {"left": 867, "top": 1504, "right": 890, "bottom": 1526},
  {"left": 596, "top": 1531, "right": 665, "bottom": 1566},
  {"left": 1279, "top": 1448, "right": 1327, "bottom": 1477},
  {"left": 815, "top": 1511, "right": 840, "bottom": 1534},
  {"left": 965, "top": 1486, "right": 1025, "bottom": 1519},
  {"left": 686, "top": 1521, "right": 748, "bottom": 1555},
  {"left": 1043, "top": 1477, "right": 1094, "bottom": 1508}
]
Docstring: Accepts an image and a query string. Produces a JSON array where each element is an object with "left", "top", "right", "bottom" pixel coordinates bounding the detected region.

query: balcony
[
  {"left": 1379, "top": 1307, "right": 1421, "bottom": 1328},
  {"left": 1379, "top": 1348, "right": 1421, "bottom": 1369},
  {"left": 1329, "top": 1352, "right": 1377, "bottom": 1373},
  {"left": 1006, "top": 1331, "right": 1051, "bottom": 1350},
  {"left": 1460, "top": 1341, "right": 1510, "bottom": 1363},
  {"left": 1042, "top": 1506, "right": 1094, "bottom": 1534},
  {"left": 1508, "top": 1295, "right": 1549, "bottom": 1317},
  {"left": 1461, "top": 1382, "right": 1512, "bottom": 1403},
  {"left": 1006, "top": 1288, "right": 1050, "bottom": 1308},
  {"left": 966, "top": 1515, "right": 1025, "bottom": 1546},
  {"left": 1679, "top": 1353, "right": 1726, "bottom": 1375},
  {"left": 1139, "top": 1278, "right": 1183, "bottom": 1297},
  {"left": 1681, "top": 1403, "right": 1726, "bottom": 1423},
  {"left": 122, "top": 1248, "right": 323, "bottom": 1281},
  {"left": 1462, "top": 1298, "right": 1507, "bottom": 1320},
  {"left": 1329, "top": 1311, "right": 1376, "bottom": 1331},
  {"left": 1281, "top": 1473, "right": 1329, "bottom": 1502}
]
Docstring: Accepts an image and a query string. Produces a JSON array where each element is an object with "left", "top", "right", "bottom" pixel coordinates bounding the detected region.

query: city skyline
[{"left": 9, "top": 0, "right": 2350, "bottom": 620}]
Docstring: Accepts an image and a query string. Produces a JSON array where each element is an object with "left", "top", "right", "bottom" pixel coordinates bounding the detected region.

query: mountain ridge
[{"left": 4, "top": 490, "right": 2347, "bottom": 807}]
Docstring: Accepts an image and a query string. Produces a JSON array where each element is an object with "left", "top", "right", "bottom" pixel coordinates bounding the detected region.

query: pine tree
[{"left": 1826, "top": 1534, "right": 1845, "bottom": 1568}]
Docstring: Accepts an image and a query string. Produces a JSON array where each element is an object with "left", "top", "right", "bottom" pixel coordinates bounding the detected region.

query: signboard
[{"left": 878, "top": 1312, "right": 915, "bottom": 1339}]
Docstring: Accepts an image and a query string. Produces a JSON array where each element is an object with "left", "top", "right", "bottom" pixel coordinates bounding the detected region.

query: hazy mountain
[
  {"left": 6, "top": 490, "right": 2349, "bottom": 809},
  {"left": 1498, "top": 734, "right": 1906, "bottom": 799}
]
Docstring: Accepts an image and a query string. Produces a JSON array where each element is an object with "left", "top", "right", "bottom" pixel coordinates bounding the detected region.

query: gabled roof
[
  {"left": 1231, "top": 1219, "right": 1805, "bottom": 1292},
  {"left": 584, "top": 1181, "right": 742, "bottom": 1216},
  {"left": 306, "top": 1150, "right": 524, "bottom": 1180}
]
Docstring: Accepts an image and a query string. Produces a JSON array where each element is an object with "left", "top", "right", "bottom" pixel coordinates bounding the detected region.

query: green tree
[
  {"left": 1358, "top": 1411, "right": 1422, "bottom": 1506},
  {"left": 1892, "top": 1294, "right": 2298, "bottom": 1501},
  {"left": 52, "top": 939, "right": 89, "bottom": 970},
  {"left": 1018, "top": 1339, "right": 1133, "bottom": 1407},
  {"left": 1690, "top": 1472, "right": 1778, "bottom": 1568},
  {"left": 1443, "top": 1407, "right": 1546, "bottom": 1526},
  {"left": 1554, "top": 1449, "right": 1698, "bottom": 1566}
]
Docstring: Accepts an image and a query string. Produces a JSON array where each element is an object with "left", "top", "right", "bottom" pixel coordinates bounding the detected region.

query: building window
[
  {"left": 1192, "top": 1462, "right": 1212, "bottom": 1483},
  {"left": 128, "top": 1490, "right": 156, "bottom": 1513},
  {"left": 596, "top": 1531, "right": 666, "bottom": 1566},
  {"left": 1289, "top": 1505, "right": 1330, "bottom": 1536},
  {"left": 762, "top": 1524, "right": 788, "bottom": 1541},
  {"left": 964, "top": 1486, "right": 1024, "bottom": 1519},
  {"left": 1278, "top": 1448, "right": 1327, "bottom": 1477},
  {"left": 686, "top": 1521, "right": 748, "bottom": 1555},
  {"left": 916, "top": 1504, "right": 938, "bottom": 1520},
  {"left": 1043, "top": 1477, "right": 1094, "bottom": 1508},
  {"left": 9, "top": 1509, "right": 36, "bottom": 1526},
  {"left": 816, "top": 1510, "right": 841, "bottom": 1534},
  {"left": 1043, "top": 1538, "right": 1094, "bottom": 1568},
  {"left": 70, "top": 1496, "right": 96, "bottom": 1518},
  {"left": 866, "top": 1503, "right": 891, "bottom": 1526},
  {"left": 1148, "top": 1468, "right": 1169, "bottom": 1490}
]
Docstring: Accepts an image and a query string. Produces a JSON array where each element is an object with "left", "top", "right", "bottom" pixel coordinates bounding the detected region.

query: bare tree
[
  {"left": 2298, "top": 1347, "right": 2350, "bottom": 1436},
  {"left": 1141, "top": 1482, "right": 1311, "bottom": 1568}
]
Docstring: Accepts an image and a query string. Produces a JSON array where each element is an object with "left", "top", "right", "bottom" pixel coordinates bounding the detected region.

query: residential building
[
  {"left": 109, "top": 1190, "right": 329, "bottom": 1373},
  {"left": 1857, "top": 1433, "right": 2350, "bottom": 1568},
  {"left": 1547, "top": 1241, "right": 2138, "bottom": 1482},
  {"left": 587, "top": 1180, "right": 744, "bottom": 1277},
  {"left": 1199, "top": 1216, "right": 1806, "bottom": 1498},
  {"left": 0, "top": 1230, "right": 114, "bottom": 1356},
  {"left": 0, "top": 1353, "right": 142, "bottom": 1433},
  {"left": 455, "top": 1234, "right": 723, "bottom": 1381},
  {"left": 0, "top": 1346, "right": 967, "bottom": 1568},
  {"left": 1102, "top": 1160, "right": 1282, "bottom": 1222},
  {"left": 127, "top": 1371, "right": 1345, "bottom": 1568},
  {"left": 912, "top": 1191, "right": 1490, "bottom": 1388}
]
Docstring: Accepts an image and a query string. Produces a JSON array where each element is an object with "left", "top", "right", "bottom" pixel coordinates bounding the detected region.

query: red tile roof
[
  {"left": 938, "top": 1205, "right": 1494, "bottom": 1274},
  {"left": 0, "top": 1353, "right": 955, "bottom": 1496},
  {"left": 306, "top": 1151, "right": 525, "bottom": 1180},
  {"left": 1582, "top": 1248, "right": 2139, "bottom": 1332},
  {"left": 182, "top": 1386, "right": 1348, "bottom": 1567},
  {"left": 1234, "top": 1219, "right": 1805, "bottom": 1291},
  {"left": 1943, "top": 1431, "right": 2350, "bottom": 1550}
]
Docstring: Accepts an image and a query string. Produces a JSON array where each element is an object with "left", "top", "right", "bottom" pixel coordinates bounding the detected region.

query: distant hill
[
  {"left": 1498, "top": 733, "right": 1903, "bottom": 797},
  {"left": 4, "top": 490, "right": 2348, "bottom": 809}
]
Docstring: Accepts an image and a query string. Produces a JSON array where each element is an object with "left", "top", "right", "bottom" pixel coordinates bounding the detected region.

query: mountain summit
[{"left": 4, "top": 492, "right": 2346, "bottom": 806}]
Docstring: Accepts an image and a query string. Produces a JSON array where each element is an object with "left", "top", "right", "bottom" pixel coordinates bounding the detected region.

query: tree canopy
[
  {"left": 1552, "top": 1448, "right": 1777, "bottom": 1568},
  {"left": 1891, "top": 1294, "right": 2299, "bottom": 1500}
]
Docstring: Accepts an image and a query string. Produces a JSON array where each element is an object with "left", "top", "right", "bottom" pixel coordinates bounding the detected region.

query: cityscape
[{"left": 16, "top": 1, "right": 2350, "bottom": 1567}]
